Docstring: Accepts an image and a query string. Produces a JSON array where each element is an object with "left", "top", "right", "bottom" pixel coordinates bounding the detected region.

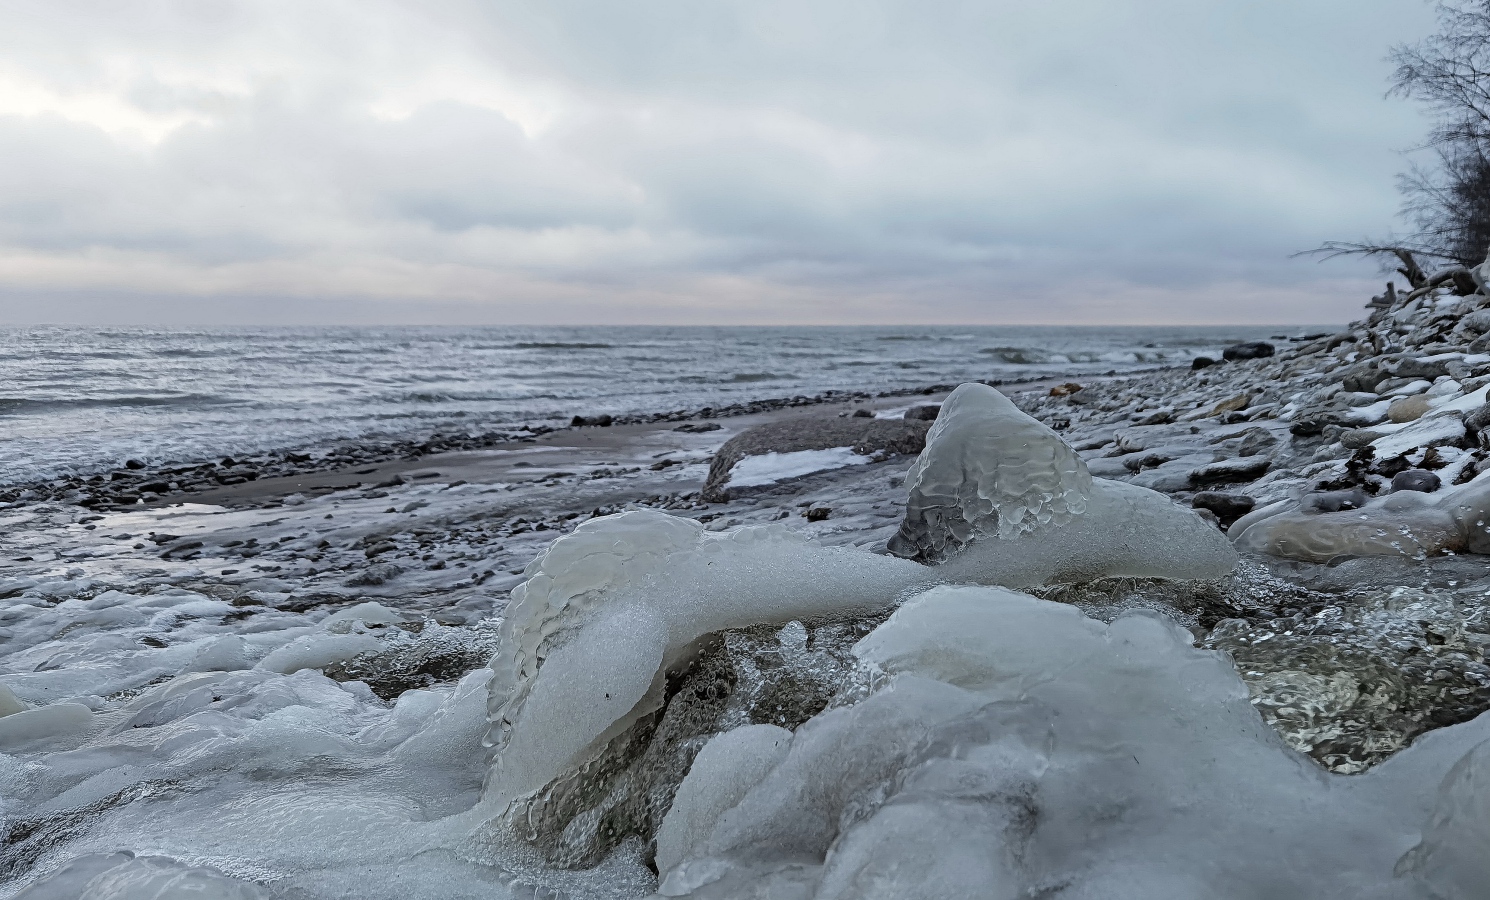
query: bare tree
[{"left": 1391, "top": 1, "right": 1490, "bottom": 266}]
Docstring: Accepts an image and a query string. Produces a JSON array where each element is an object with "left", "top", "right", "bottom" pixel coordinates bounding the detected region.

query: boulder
[
  {"left": 1392, "top": 470, "right": 1442, "bottom": 493},
  {"left": 1191, "top": 491, "right": 1255, "bottom": 525},
  {"left": 703, "top": 416, "right": 930, "bottom": 501},
  {"left": 1388, "top": 395, "right": 1432, "bottom": 424},
  {"left": 1191, "top": 356, "right": 1217, "bottom": 370},
  {"left": 1222, "top": 341, "right": 1275, "bottom": 361},
  {"left": 1189, "top": 455, "right": 1271, "bottom": 486},
  {"left": 904, "top": 404, "right": 942, "bottom": 421}
]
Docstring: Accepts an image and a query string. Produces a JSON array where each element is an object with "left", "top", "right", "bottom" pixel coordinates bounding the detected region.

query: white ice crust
[
  {"left": 652, "top": 587, "right": 1490, "bottom": 899},
  {"left": 725, "top": 448, "right": 870, "bottom": 488}
]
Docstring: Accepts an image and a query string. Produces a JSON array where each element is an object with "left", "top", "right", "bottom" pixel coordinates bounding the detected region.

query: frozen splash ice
[
  {"left": 892, "top": 383, "right": 1237, "bottom": 584},
  {"left": 482, "top": 384, "right": 1239, "bottom": 837},
  {"left": 652, "top": 586, "right": 1490, "bottom": 899},
  {"left": 889, "top": 383, "right": 1093, "bottom": 561}
]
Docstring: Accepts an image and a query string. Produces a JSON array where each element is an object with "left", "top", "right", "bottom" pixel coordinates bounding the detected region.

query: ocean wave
[
  {"left": 729, "top": 373, "right": 794, "bottom": 383},
  {"left": 512, "top": 342, "right": 615, "bottom": 350},
  {"left": 979, "top": 346, "right": 1053, "bottom": 364},
  {"left": 0, "top": 394, "right": 229, "bottom": 415}
]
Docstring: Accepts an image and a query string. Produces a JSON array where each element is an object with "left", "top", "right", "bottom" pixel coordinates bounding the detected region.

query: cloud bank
[{"left": 0, "top": 0, "right": 1441, "bottom": 324}]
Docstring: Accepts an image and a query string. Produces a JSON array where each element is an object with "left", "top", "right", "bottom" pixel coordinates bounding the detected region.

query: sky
[{"left": 0, "top": 0, "right": 1448, "bottom": 326}]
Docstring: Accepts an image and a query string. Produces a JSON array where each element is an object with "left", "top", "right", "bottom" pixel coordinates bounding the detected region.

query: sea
[{"left": 0, "top": 324, "right": 1310, "bottom": 483}]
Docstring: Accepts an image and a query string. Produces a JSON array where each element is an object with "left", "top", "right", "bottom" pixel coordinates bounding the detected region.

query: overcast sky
[{"left": 0, "top": 0, "right": 1445, "bottom": 326}]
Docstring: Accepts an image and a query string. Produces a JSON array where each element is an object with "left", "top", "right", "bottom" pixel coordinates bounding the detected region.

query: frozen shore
[{"left": 6, "top": 296, "right": 1490, "bottom": 897}]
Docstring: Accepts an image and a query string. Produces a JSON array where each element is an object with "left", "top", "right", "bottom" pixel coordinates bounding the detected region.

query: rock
[
  {"left": 1208, "top": 393, "right": 1251, "bottom": 417},
  {"left": 703, "top": 416, "right": 930, "bottom": 501},
  {"left": 1135, "top": 408, "right": 1175, "bottom": 426},
  {"left": 674, "top": 422, "right": 722, "bottom": 433},
  {"left": 124, "top": 459, "right": 146, "bottom": 470},
  {"left": 345, "top": 563, "right": 405, "bottom": 587},
  {"left": 1461, "top": 308, "right": 1490, "bottom": 334},
  {"left": 1189, "top": 455, "right": 1271, "bottom": 486},
  {"left": 1048, "top": 383, "right": 1084, "bottom": 397},
  {"left": 1371, "top": 414, "right": 1468, "bottom": 458},
  {"left": 1191, "top": 356, "right": 1217, "bottom": 370},
  {"left": 1236, "top": 429, "right": 1279, "bottom": 457},
  {"left": 1222, "top": 341, "right": 1275, "bottom": 361},
  {"left": 1392, "top": 470, "right": 1442, "bottom": 493},
  {"left": 571, "top": 414, "right": 613, "bottom": 427},
  {"left": 850, "top": 408, "right": 875, "bottom": 418},
  {"left": 1388, "top": 395, "right": 1433, "bottom": 423},
  {"left": 1470, "top": 332, "right": 1490, "bottom": 354},
  {"left": 1191, "top": 492, "right": 1255, "bottom": 525},
  {"left": 1340, "top": 429, "right": 1383, "bottom": 449},
  {"left": 904, "top": 405, "right": 942, "bottom": 421},
  {"left": 803, "top": 506, "right": 832, "bottom": 522},
  {"left": 1466, "top": 403, "right": 1490, "bottom": 434},
  {"left": 1304, "top": 488, "right": 1369, "bottom": 513},
  {"left": 1387, "top": 356, "right": 1453, "bottom": 380}
]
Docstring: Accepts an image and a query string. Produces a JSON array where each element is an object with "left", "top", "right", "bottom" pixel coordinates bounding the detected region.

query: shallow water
[{"left": 0, "top": 324, "right": 1294, "bottom": 482}]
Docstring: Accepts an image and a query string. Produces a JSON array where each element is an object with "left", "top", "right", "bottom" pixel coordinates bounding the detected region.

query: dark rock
[
  {"left": 1191, "top": 491, "right": 1255, "bottom": 525},
  {"left": 140, "top": 481, "right": 171, "bottom": 494},
  {"left": 1391, "top": 469, "right": 1442, "bottom": 493},
  {"left": 804, "top": 506, "right": 832, "bottom": 522},
  {"left": 1470, "top": 332, "right": 1490, "bottom": 354},
  {"left": 702, "top": 416, "right": 931, "bottom": 501},
  {"left": 1290, "top": 419, "right": 1326, "bottom": 437},
  {"left": 850, "top": 408, "right": 875, "bottom": 418},
  {"left": 904, "top": 405, "right": 942, "bottom": 421},
  {"left": 1222, "top": 341, "right": 1275, "bottom": 361},
  {"left": 1385, "top": 356, "right": 1452, "bottom": 380},
  {"left": 674, "top": 422, "right": 722, "bottom": 433},
  {"left": 1048, "top": 383, "right": 1083, "bottom": 397},
  {"left": 1191, "top": 356, "right": 1217, "bottom": 370},
  {"left": 1189, "top": 455, "right": 1271, "bottom": 486},
  {"left": 570, "top": 414, "right": 614, "bottom": 427},
  {"left": 124, "top": 459, "right": 146, "bottom": 470}
]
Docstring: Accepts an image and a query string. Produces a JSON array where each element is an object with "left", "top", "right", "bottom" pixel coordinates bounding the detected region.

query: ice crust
[
  {"left": 651, "top": 586, "right": 1490, "bottom": 899},
  {"left": 1232, "top": 470, "right": 1490, "bottom": 562},
  {"left": 889, "top": 383, "right": 1094, "bottom": 560},
  {"left": 483, "top": 384, "right": 1237, "bottom": 818}
]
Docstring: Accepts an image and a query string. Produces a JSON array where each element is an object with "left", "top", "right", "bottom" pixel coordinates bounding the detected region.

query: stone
[
  {"left": 124, "top": 459, "right": 146, "bottom": 470},
  {"left": 1208, "top": 393, "right": 1252, "bottom": 417},
  {"left": 1191, "top": 356, "right": 1217, "bottom": 370},
  {"left": 674, "top": 422, "right": 722, "bottom": 433},
  {"left": 1191, "top": 491, "right": 1255, "bottom": 525},
  {"left": 1189, "top": 455, "right": 1271, "bottom": 486},
  {"left": 571, "top": 414, "right": 614, "bottom": 427},
  {"left": 803, "top": 506, "right": 831, "bottom": 522},
  {"left": 1340, "top": 429, "right": 1383, "bottom": 450},
  {"left": 702, "top": 416, "right": 930, "bottom": 501},
  {"left": 1304, "top": 488, "right": 1369, "bottom": 513},
  {"left": 1048, "top": 383, "right": 1084, "bottom": 397},
  {"left": 1388, "top": 395, "right": 1433, "bottom": 424},
  {"left": 904, "top": 404, "right": 942, "bottom": 421},
  {"left": 1135, "top": 408, "right": 1175, "bottom": 426},
  {"left": 1387, "top": 357, "right": 1454, "bottom": 380},
  {"left": 850, "top": 408, "right": 875, "bottom": 418},
  {"left": 1392, "top": 470, "right": 1442, "bottom": 493},
  {"left": 1466, "top": 403, "right": 1490, "bottom": 434},
  {"left": 1470, "top": 332, "right": 1490, "bottom": 354},
  {"left": 1222, "top": 341, "right": 1275, "bottom": 361}
]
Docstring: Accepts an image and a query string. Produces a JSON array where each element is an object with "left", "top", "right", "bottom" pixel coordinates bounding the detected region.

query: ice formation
[
  {"left": 891, "top": 383, "right": 1237, "bottom": 583},
  {"left": 483, "top": 385, "right": 1238, "bottom": 821},
  {"left": 650, "top": 586, "right": 1490, "bottom": 899},
  {"left": 1232, "top": 470, "right": 1490, "bottom": 562}
]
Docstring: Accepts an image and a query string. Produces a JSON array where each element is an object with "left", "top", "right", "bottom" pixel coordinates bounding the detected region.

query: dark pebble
[
  {"left": 1222, "top": 341, "right": 1275, "bottom": 361},
  {"left": 1392, "top": 470, "right": 1442, "bottom": 493},
  {"left": 1190, "top": 491, "right": 1255, "bottom": 524}
]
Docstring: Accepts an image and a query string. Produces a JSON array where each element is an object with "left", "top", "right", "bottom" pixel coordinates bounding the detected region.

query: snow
[{"left": 725, "top": 448, "right": 870, "bottom": 488}]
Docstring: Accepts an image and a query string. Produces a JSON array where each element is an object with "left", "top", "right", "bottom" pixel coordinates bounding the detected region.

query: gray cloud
[{"left": 0, "top": 0, "right": 1443, "bottom": 324}]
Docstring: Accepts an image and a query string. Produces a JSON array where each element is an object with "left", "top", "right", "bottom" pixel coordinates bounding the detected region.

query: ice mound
[
  {"left": 889, "top": 383, "right": 1093, "bottom": 560},
  {"left": 891, "top": 383, "right": 1237, "bottom": 583},
  {"left": 652, "top": 585, "right": 1490, "bottom": 899},
  {"left": 481, "top": 510, "right": 929, "bottom": 811},
  {"left": 1232, "top": 471, "right": 1490, "bottom": 563},
  {"left": 13, "top": 852, "right": 267, "bottom": 899}
]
